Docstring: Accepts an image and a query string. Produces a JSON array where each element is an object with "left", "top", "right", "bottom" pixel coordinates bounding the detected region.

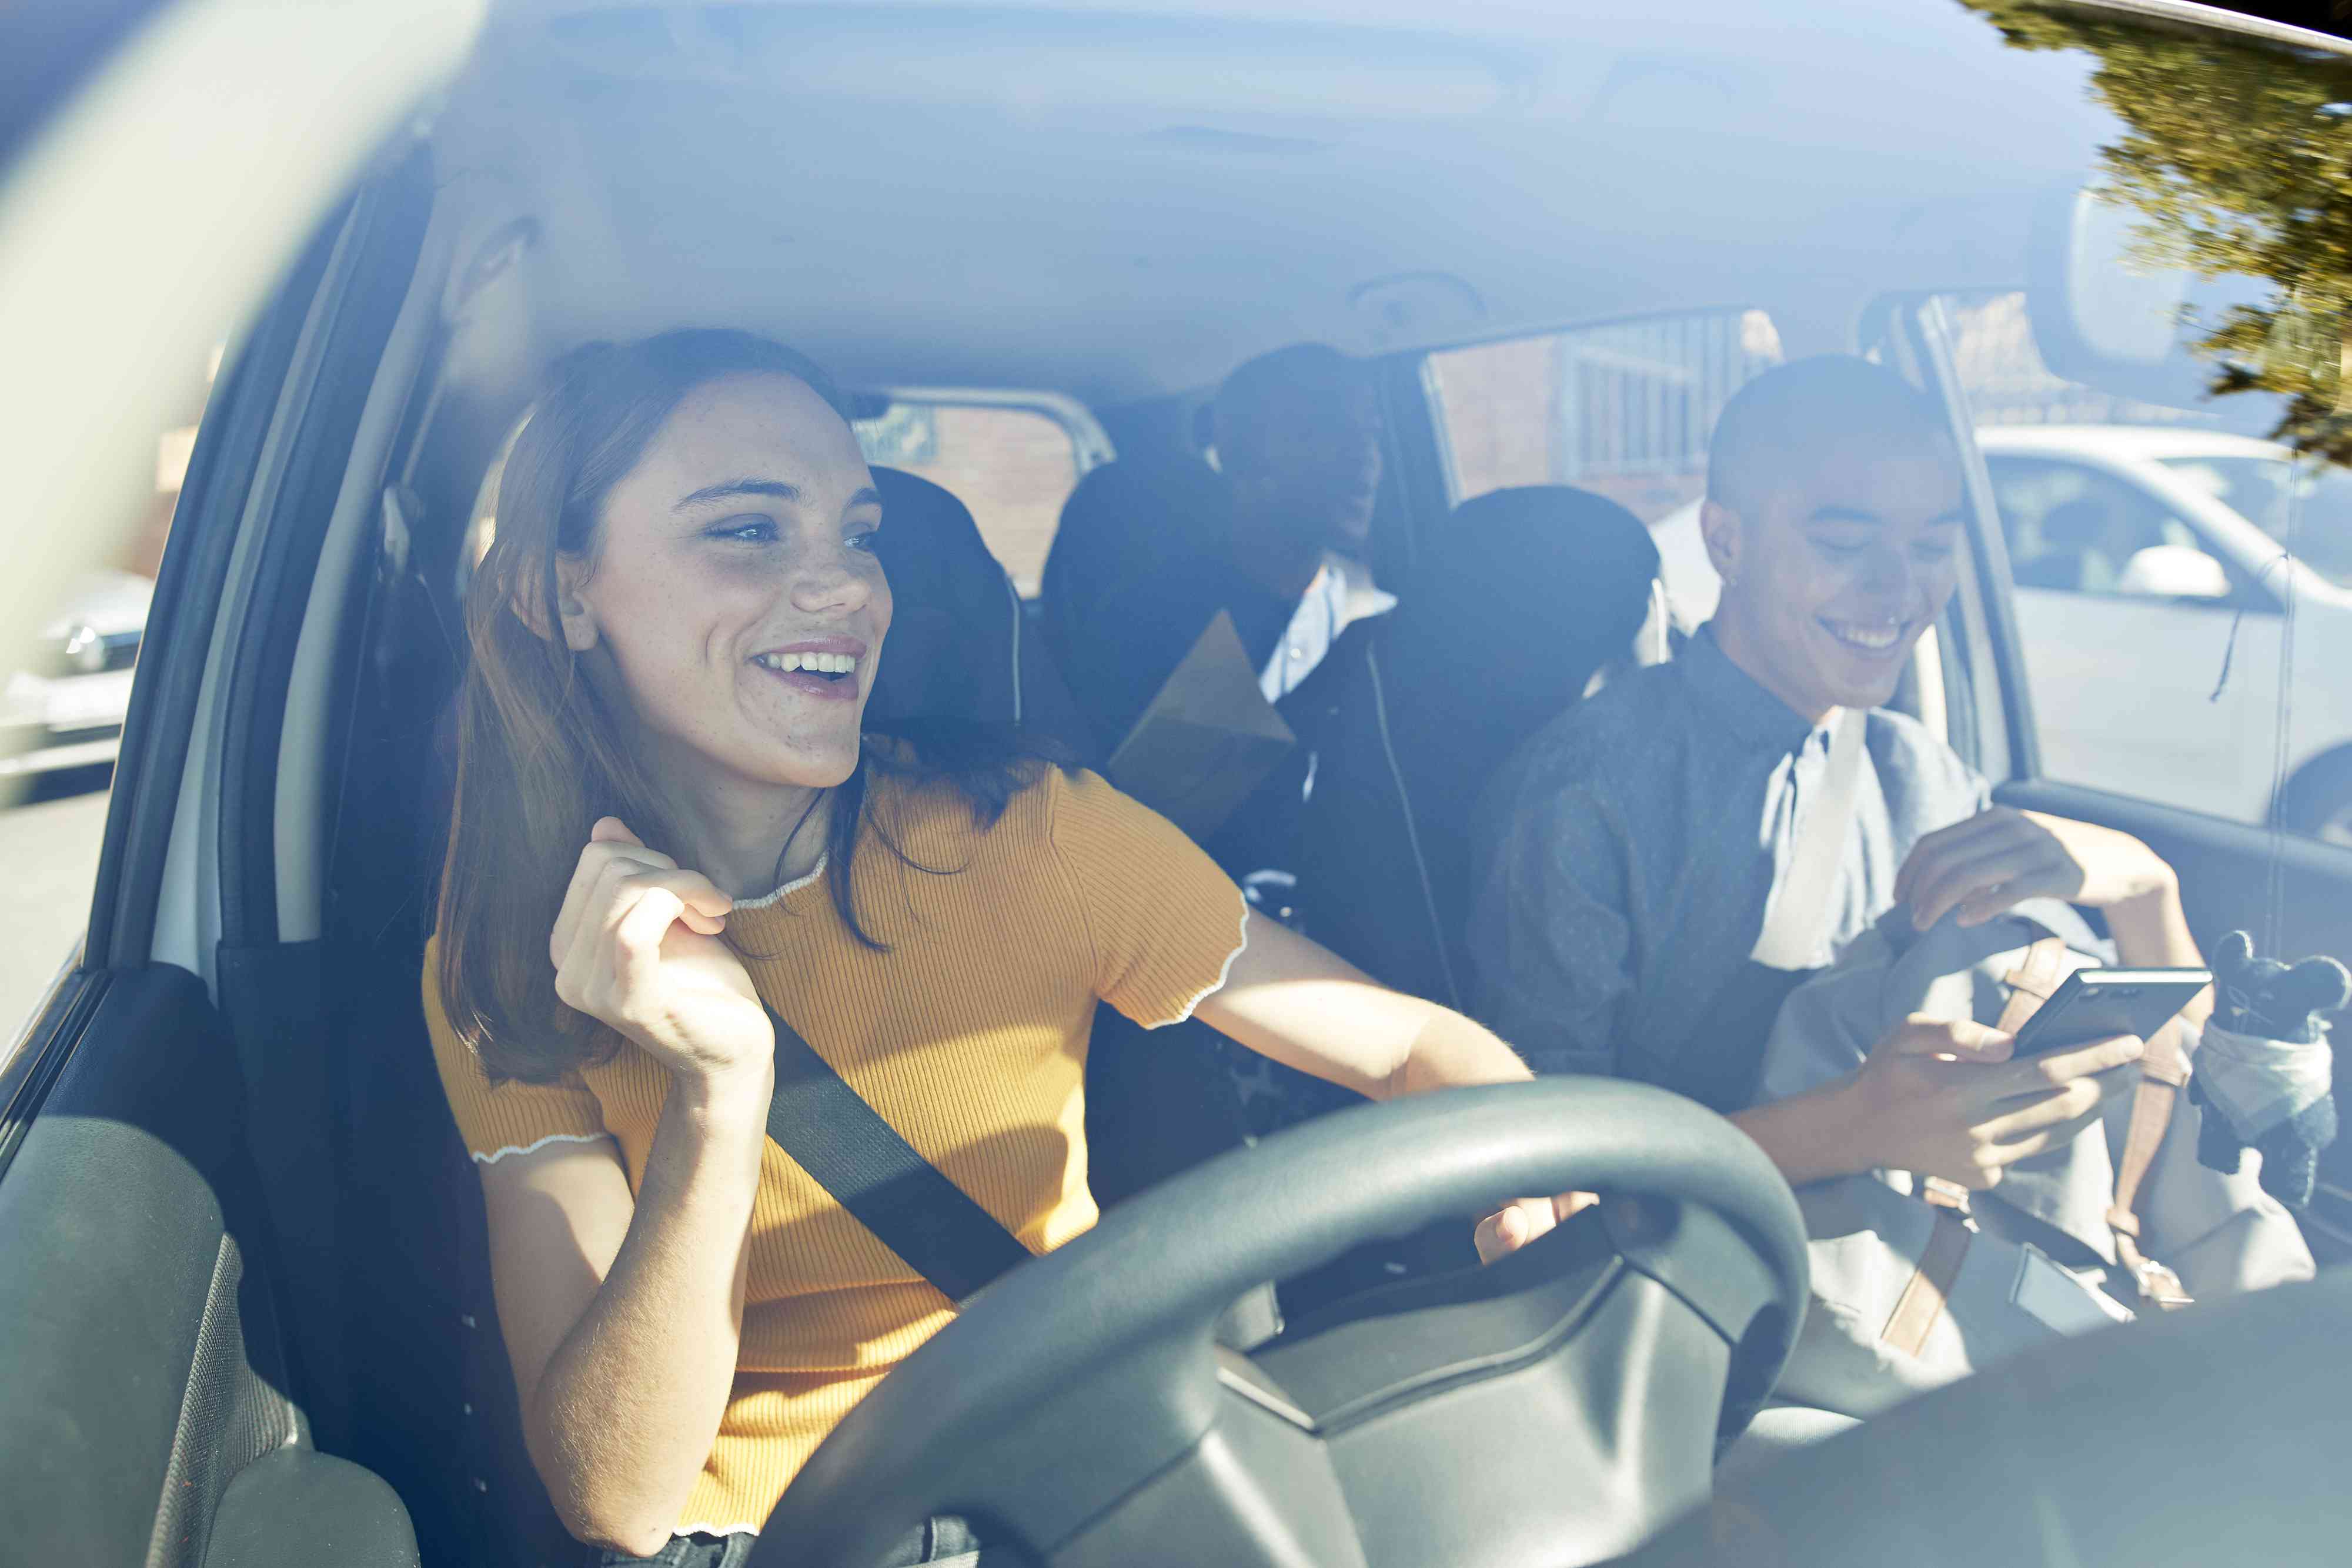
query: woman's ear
[
  {"left": 514, "top": 557, "right": 599, "bottom": 651},
  {"left": 1699, "top": 499, "right": 1744, "bottom": 589}
]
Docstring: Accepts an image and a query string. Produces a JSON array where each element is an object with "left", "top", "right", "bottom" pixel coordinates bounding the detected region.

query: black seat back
[
  {"left": 868, "top": 466, "right": 1100, "bottom": 763},
  {"left": 1301, "top": 486, "right": 1661, "bottom": 1007},
  {"left": 1037, "top": 453, "right": 1231, "bottom": 681}
]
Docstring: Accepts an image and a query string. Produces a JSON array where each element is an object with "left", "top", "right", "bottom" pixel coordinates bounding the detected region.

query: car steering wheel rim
[{"left": 751, "top": 1077, "right": 1810, "bottom": 1568}]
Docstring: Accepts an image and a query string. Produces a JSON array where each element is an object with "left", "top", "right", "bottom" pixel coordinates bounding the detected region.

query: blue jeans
[{"left": 593, "top": 1516, "right": 986, "bottom": 1567}]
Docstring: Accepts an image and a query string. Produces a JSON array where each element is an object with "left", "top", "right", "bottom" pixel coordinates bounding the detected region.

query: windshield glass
[{"left": 2156, "top": 454, "right": 2352, "bottom": 586}]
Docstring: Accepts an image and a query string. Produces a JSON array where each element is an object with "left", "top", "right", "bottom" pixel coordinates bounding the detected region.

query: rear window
[
  {"left": 854, "top": 400, "right": 1087, "bottom": 597},
  {"left": 1425, "top": 309, "right": 1785, "bottom": 524}
]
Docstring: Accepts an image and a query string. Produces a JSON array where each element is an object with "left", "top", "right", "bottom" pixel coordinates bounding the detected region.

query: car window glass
[
  {"left": 1984, "top": 456, "right": 2209, "bottom": 597},
  {"left": 2154, "top": 454, "right": 2352, "bottom": 587},
  {"left": 1427, "top": 309, "right": 1783, "bottom": 516},
  {"left": 1942, "top": 278, "right": 2351, "bottom": 839},
  {"left": 1, "top": 345, "right": 211, "bottom": 1032},
  {"left": 1424, "top": 311, "right": 1783, "bottom": 626},
  {"left": 853, "top": 400, "right": 1085, "bottom": 598}
]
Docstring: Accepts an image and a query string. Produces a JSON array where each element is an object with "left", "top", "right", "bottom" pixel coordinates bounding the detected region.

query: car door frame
[{"left": 0, "top": 169, "right": 427, "bottom": 1564}]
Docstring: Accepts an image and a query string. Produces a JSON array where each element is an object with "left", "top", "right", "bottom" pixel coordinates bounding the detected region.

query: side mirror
[
  {"left": 2026, "top": 185, "right": 2280, "bottom": 430},
  {"left": 2116, "top": 543, "right": 2231, "bottom": 601}
]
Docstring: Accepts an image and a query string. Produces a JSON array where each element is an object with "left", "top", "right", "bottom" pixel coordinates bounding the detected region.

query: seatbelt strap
[
  {"left": 1882, "top": 936, "right": 2069, "bottom": 1355},
  {"left": 1750, "top": 708, "right": 1866, "bottom": 969},
  {"left": 2003, "top": 937, "right": 2193, "bottom": 1309},
  {"left": 1882, "top": 1207, "right": 1973, "bottom": 1356},
  {"left": 2109, "top": 1018, "right": 2194, "bottom": 1310},
  {"left": 763, "top": 1006, "right": 1034, "bottom": 1305}
]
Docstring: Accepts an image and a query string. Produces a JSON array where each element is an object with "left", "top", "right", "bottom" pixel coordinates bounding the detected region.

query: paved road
[{"left": 0, "top": 780, "right": 111, "bottom": 1039}]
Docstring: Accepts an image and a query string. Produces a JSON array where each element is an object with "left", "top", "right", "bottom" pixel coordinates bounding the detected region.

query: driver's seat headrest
[
  {"left": 865, "top": 466, "right": 1098, "bottom": 761},
  {"left": 1387, "top": 483, "right": 1661, "bottom": 776}
]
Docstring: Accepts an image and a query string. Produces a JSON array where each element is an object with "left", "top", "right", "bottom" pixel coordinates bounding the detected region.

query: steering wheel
[{"left": 750, "top": 1079, "right": 1809, "bottom": 1568}]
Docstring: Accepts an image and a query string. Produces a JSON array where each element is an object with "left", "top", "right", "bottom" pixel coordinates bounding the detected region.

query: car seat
[
  {"left": 1195, "top": 487, "right": 1659, "bottom": 1320},
  {"left": 335, "top": 466, "right": 1227, "bottom": 1566},
  {"left": 868, "top": 466, "right": 1101, "bottom": 763},
  {"left": 1298, "top": 485, "right": 1664, "bottom": 1010},
  {"left": 1037, "top": 449, "right": 1232, "bottom": 680}
]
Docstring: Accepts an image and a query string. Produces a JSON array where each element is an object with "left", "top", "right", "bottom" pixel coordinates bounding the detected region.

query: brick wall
[
  {"left": 884, "top": 404, "right": 1078, "bottom": 596},
  {"left": 1426, "top": 335, "right": 1563, "bottom": 500},
  {"left": 1425, "top": 327, "right": 1727, "bottom": 526}
]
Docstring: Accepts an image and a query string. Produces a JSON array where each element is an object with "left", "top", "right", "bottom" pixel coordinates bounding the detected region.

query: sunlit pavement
[{"left": 0, "top": 776, "right": 110, "bottom": 1039}]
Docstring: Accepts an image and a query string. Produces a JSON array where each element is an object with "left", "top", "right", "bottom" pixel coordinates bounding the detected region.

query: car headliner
[{"left": 428, "top": 0, "right": 2136, "bottom": 405}]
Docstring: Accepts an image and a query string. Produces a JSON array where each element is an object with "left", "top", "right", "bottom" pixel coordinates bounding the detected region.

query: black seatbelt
[{"left": 763, "top": 1007, "right": 1033, "bottom": 1304}]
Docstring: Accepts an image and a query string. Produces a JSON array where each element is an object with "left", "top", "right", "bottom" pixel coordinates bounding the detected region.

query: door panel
[
  {"left": 1995, "top": 778, "right": 2352, "bottom": 1261},
  {"left": 2013, "top": 590, "right": 2278, "bottom": 820},
  {"left": 0, "top": 965, "right": 307, "bottom": 1566}
]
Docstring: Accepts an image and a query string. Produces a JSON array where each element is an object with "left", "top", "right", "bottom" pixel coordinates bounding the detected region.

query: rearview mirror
[
  {"left": 2060, "top": 191, "right": 2187, "bottom": 367},
  {"left": 2116, "top": 543, "right": 2231, "bottom": 601}
]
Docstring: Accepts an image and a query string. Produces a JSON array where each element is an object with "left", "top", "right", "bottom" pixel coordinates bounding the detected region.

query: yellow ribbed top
[{"left": 423, "top": 764, "right": 1247, "bottom": 1537}]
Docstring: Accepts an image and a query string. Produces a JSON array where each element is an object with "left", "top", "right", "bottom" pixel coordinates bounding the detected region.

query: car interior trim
[
  {"left": 226, "top": 148, "right": 439, "bottom": 948},
  {"left": 91, "top": 218, "right": 345, "bottom": 976},
  {"left": 148, "top": 205, "right": 367, "bottom": 984},
  {"left": 0, "top": 966, "right": 105, "bottom": 1182},
  {"left": 1915, "top": 296, "right": 2034, "bottom": 784},
  {"left": 2062, "top": 0, "right": 2352, "bottom": 59},
  {"left": 1211, "top": 1349, "right": 1319, "bottom": 1433},
  {"left": 221, "top": 161, "right": 432, "bottom": 952}
]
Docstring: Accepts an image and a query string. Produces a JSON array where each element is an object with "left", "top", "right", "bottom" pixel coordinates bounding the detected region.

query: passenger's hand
[
  {"left": 1474, "top": 1190, "right": 1600, "bottom": 1265},
  {"left": 1896, "top": 806, "right": 2179, "bottom": 930},
  {"left": 1845, "top": 1014, "right": 2143, "bottom": 1189},
  {"left": 550, "top": 818, "right": 773, "bottom": 1094}
]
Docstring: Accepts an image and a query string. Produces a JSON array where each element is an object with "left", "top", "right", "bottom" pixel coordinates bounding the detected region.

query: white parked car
[
  {"left": 1653, "top": 426, "right": 2352, "bottom": 841},
  {"left": 0, "top": 570, "right": 150, "bottom": 783}
]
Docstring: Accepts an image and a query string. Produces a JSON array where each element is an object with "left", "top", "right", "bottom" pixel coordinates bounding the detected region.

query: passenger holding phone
[{"left": 1469, "top": 357, "right": 2227, "bottom": 1229}]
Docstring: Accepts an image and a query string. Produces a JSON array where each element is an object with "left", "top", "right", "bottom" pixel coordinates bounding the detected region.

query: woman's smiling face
[{"left": 559, "top": 370, "right": 890, "bottom": 793}]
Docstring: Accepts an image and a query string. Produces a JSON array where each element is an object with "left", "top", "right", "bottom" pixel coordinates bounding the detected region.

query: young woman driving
[{"left": 425, "top": 330, "right": 1571, "bottom": 1567}]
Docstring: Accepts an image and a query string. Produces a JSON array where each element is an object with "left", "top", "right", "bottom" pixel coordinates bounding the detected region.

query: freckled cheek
[{"left": 690, "top": 558, "right": 794, "bottom": 654}]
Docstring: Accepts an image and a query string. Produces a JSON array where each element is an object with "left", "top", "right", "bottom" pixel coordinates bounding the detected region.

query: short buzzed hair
[
  {"left": 1708, "top": 355, "right": 1950, "bottom": 517},
  {"left": 1212, "top": 343, "right": 1367, "bottom": 472}
]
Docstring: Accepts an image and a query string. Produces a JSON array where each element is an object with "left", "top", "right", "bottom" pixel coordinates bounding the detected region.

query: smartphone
[{"left": 2009, "top": 967, "right": 2212, "bottom": 1058}]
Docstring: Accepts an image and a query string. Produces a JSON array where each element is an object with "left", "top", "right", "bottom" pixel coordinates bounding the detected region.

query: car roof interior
[{"left": 429, "top": 0, "right": 2114, "bottom": 411}]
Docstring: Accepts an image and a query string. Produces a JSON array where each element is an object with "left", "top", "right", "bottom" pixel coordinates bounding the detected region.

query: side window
[
  {"left": 1421, "top": 309, "right": 1783, "bottom": 626},
  {"left": 1, "top": 345, "right": 213, "bottom": 1030},
  {"left": 853, "top": 399, "right": 1093, "bottom": 597},
  {"left": 1939, "top": 289, "right": 2342, "bottom": 837},
  {"left": 1986, "top": 457, "right": 2216, "bottom": 599}
]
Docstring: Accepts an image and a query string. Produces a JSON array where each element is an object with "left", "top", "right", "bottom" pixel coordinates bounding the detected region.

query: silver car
[{"left": 0, "top": 569, "right": 148, "bottom": 782}]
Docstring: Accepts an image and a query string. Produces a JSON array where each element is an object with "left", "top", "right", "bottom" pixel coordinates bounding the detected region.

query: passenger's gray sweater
[{"left": 1469, "top": 624, "right": 1986, "bottom": 1093}]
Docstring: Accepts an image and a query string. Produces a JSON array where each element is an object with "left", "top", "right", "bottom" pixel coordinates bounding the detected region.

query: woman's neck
[{"left": 658, "top": 768, "right": 835, "bottom": 901}]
